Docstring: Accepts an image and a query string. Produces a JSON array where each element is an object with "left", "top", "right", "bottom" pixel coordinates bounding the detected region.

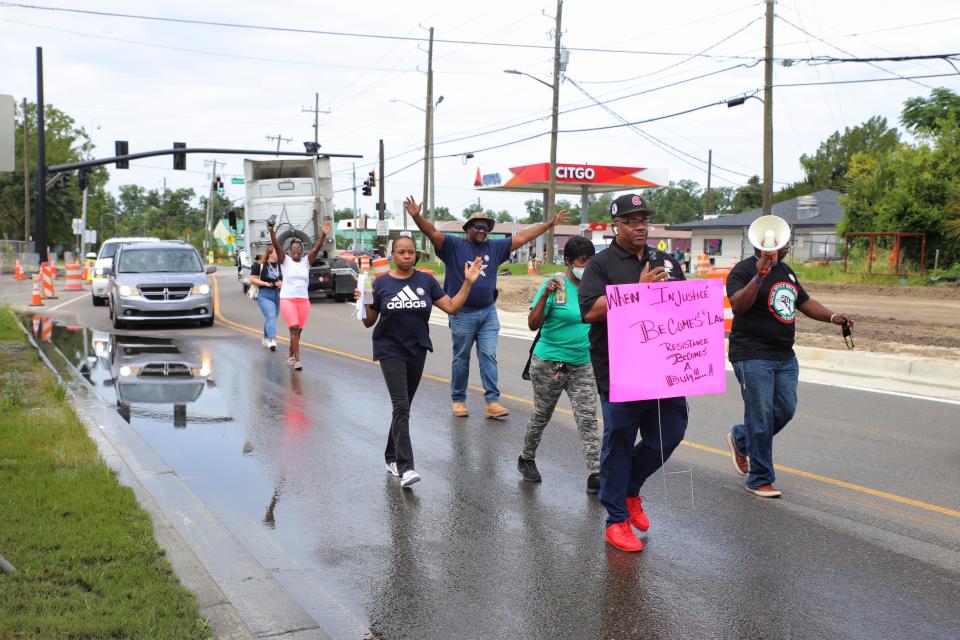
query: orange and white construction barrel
[{"left": 65, "top": 262, "right": 84, "bottom": 291}]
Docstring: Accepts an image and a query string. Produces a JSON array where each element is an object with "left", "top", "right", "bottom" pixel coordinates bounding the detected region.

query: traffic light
[
  {"left": 368, "top": 170, "right": 376, "bottom": 188},
  {"left": 78, "top": 168, "right": 90, "bottom": 191},
  {"left": 173, "top": 142, "right": 187, "bottom": 170},
  {"left": 115, "top": 140, "right": 129, "bottom": 169},
  {"left": 361, "top": 179, "right": 372, "bottom": 196},
  {"left": 52, "top": 172, "right": 70, "bottom": 189},
  {"left": 215, "top": 176, "right": 224, "bottom": 194}
]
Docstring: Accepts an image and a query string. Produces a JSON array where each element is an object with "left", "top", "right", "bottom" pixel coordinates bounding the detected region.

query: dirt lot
[{"left": 495, "top": 275, "right": 960, "bottom": 361}]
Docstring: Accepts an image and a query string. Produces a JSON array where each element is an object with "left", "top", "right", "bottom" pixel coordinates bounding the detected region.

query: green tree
[
  {"left": 900, "top": 87, "right": 960, "bottom": 138},
  {"left": 798, "top": 116, "right": 900, "bottom": 192},
  {"left": 731, "top": 175, "right": 763, "bottom": 213},
  {"left": 643, "top": 180, "right": 703, "bottom": 224},
  {"left": 587, "top": 193, "right": 614, "bottom": 222},
  {"left": 521, "top": 198, "right": 543, "bottom": 223},
  {"left": 841, "top": 117, "right": 960, "bottom": 267},
  {"left": 432, "top": 206, "right": 456, "bottom": 221},
  {"left": 0, "top": 101, "right": 111, "bottom": 248},
  {"left": 333, "top": 207, "right": 355, "bottom": 221},
  {"left": 495, "top": 210, "right": 513, "bottom": 223}
]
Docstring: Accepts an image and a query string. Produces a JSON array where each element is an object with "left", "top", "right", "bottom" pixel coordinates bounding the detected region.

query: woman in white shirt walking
[{"left": 267, "top": 218, "right": 331, "bottom": 370}]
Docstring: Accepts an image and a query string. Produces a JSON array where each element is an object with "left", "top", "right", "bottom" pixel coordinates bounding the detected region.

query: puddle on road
[{"left": 23, "top": 313, "right": 229, "bottom": 428}]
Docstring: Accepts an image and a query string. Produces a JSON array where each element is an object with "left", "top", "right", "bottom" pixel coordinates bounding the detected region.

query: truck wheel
[{"left": 277, "top": 229, "right": 313, "bottom": 253}]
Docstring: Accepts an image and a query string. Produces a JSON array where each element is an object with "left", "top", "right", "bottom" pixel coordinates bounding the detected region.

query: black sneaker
[
  {"left": 517, "top": 456, "right": 542, "bottom": 482},
  {"left": 586, "top": 472, "right": 601, "bottom": 495}
]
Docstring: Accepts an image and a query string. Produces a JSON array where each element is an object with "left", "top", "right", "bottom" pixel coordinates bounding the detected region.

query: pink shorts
[{"left": 280, "top": 298, "right": 311, "bottom": 329}]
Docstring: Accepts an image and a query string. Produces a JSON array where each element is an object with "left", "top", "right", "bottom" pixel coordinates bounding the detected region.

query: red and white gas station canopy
[{"left": 473, "top": 163, "right": 667, "bottom": 194}]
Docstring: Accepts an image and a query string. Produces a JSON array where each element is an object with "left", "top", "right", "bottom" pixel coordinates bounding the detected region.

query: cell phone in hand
[
  {"left": 267, "top": 214, "right": 277, "bottom": 227},
  {"left": 647, "top": 250, "right": 674, "bottom": 279}
]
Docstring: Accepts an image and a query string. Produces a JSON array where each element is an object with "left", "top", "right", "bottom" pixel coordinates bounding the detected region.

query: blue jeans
[
  {"left": 730, "top": 357, "right": 799, "bottom": 488},
  {"left": 448, "top": 305, "right": 500, "bottom": 403},
  {"left": 256, "top": 287, "right": 280, "bottom": 339},
  {"left": 598, "top": 396, "right": 688, "bottom": 526}
]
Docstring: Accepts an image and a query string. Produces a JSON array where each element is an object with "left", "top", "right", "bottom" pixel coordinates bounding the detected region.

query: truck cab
[{"left": 235, "top": 157, "right": 356, "bottom": 302}]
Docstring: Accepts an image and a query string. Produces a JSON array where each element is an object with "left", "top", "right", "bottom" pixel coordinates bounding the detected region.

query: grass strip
[{"left": 0, "top": 307, "right": 211, "bottom": 639}]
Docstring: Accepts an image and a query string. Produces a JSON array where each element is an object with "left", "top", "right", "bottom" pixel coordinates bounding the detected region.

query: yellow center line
[{"left": 213, "top": 278, "right": 960, "bottom": 521}]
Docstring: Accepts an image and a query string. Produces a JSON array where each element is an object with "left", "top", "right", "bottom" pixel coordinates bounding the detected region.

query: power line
[
  {"left": 580, "top": 17, "right": 762, "bottom": 84},
  {"left": 776, "top": 14, "right": 936, "bottom": 89},
  {"left": 773, "top": 71, "right": 960, "bottom": 88},
  {"left": 565, "top": 77, "right": 756, "bottom": 186},
  {"left": 0, "top": 2, "right": 769, "bottom": 61}
]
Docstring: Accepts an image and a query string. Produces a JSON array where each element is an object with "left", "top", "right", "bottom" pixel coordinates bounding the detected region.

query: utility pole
[
  {"left": 422, "top": 27, "right": 434, "bottom": 254},
  {"left": 266, "top": 134, "right": 292, "bottom": 155},
  {"left": 762, "top": 0, "right": 774, "bottom": 216},
  {"left": 204, "top": 159, "right": 219, "bottom": 255},
  {"left": 378, "top": 139, "right": 385, "bottom": 255},
  {"left": 351, "top": 162, "right": 359, "bottom": 249},
  {"left": 705, "top": 149, "right": 714, "bottom": 217},
  {"left": 301, "top": 93, "right": 330, "bottom": 147},
  {"left": 545, "top": 0, "right": 563, "bottom": 264},
  {"left": 35, "top": 47, "right": 48, "bottom": 263},
  {"left": 22, "top": 98, "right": 29, "bottom": 243}
]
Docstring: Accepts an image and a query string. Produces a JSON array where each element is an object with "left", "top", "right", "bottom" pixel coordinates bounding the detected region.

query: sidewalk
[{"left": 485, "top": 309, "right": 960, "bottom": 403}]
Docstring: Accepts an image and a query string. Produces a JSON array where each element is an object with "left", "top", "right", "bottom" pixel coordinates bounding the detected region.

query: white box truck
[{"left": 232, "top": 157, "right": 356, "bottom": 302}]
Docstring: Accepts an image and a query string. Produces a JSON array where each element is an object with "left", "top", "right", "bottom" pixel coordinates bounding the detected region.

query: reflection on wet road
[{"left": 29, "top": 314, "right": 960, "bottom": 640}]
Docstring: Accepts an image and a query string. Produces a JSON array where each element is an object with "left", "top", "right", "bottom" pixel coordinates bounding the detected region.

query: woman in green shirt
[{"left": 518, "top": 237, "right": 601, "bottom": 494}]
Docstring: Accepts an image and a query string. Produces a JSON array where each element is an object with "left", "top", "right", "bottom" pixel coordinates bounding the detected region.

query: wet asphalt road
[{"left": 21, "top": 274, "right": 960, "bottom": 639}]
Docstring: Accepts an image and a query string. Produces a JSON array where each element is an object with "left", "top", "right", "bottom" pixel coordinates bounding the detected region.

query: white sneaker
[
  {"left": 386, "top": 462, "right": 399, "bottom": 477},
  {"left": 399, "top": 470, "right": 421, "bottom": 488},
  {"left": 261, "top": 336, "right": 269, "bottom": 348},
  {"left": 268, "top": 338, "right": 277, "bottom": 351}
]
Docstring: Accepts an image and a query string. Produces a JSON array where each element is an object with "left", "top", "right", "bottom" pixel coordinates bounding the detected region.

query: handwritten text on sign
[{"left": 606, "top": 279, "right": 727, "bottom": 402}]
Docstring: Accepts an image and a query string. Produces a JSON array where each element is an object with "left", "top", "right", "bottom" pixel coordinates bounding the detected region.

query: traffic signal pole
[
  {"left": 378, "top": 139, "right": 385, "bottom": 255},
  {"left": 35, "top": 47, "right": 48, "bottom": 262}
]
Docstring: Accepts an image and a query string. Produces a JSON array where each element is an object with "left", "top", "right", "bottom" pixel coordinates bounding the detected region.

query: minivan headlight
[
  {"left": 192, "top": 283, "right": 210, "bottom": 295},
  {"left": 118, "top": 285, "right": 138, "bottom": 297},
  {"left": 95, "top": 267, "right": 104, "bottom": 277}
]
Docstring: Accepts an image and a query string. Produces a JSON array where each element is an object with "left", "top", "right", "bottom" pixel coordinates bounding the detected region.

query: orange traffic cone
[
  {"left": 30, "top": 275, "right": 43, "bottom": 306},
  {"left": 14, "top": 257, "right": 25, "bottom": 280}
]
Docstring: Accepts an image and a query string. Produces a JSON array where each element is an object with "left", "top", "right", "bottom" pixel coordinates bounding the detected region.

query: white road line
[{"left": 43, "top": 291, "right": 91, "bottom": 312}]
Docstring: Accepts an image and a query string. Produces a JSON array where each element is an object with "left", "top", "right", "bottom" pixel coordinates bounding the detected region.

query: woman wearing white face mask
[{"left": 517, "top": 236, "right": 602, "bottom": 494}]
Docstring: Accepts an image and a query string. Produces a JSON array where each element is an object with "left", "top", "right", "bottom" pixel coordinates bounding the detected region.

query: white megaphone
[{"left": 747, "top": 215, "right": 790, "bottom": 275}]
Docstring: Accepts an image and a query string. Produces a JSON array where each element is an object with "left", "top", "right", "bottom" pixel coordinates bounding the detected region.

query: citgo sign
[{"left": 555, "top": 165, "right": 595, "bottom": 180}]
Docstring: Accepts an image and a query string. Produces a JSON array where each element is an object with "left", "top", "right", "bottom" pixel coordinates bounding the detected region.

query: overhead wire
[
  {"left": 776, "top": 14, "right": 936, "bottom": 89},
  {"left": 0, "top": 2, "right": 769, "bottom": 61}
]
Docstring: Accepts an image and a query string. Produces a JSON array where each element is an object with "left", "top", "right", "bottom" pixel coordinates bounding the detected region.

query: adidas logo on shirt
[{"left": 386, "top": 285, "right": 428, "bottom": 309}]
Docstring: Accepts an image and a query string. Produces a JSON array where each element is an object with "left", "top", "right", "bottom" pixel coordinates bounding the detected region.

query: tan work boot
[
  {"left": 485, "top": 401, "right": 509, "bottom": 418},
  {"left": 451, "top": 402, "right": 469, "bottom": 417}
]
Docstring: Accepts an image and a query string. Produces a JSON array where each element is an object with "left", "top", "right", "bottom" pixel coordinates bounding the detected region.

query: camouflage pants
[{"left": 521, "top": 355, "right": 600, "bottom": 473}]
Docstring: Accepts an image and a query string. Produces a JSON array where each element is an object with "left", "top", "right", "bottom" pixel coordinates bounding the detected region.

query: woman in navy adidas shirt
[{"left": 360, "top": 236, "right": 483, "bottom": 488}]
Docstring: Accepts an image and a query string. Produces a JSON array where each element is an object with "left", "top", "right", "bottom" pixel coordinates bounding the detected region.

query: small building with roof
[{"left": 667, "top": 189, "right": 844, "bottom": 268}]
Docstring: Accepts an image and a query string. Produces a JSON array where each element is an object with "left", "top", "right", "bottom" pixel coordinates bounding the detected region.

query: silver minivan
[{"left": 105, "top": 241, "right": 216, "bottom": 329}]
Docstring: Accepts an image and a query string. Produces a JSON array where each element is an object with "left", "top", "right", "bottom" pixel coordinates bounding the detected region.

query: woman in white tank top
[{"left": 267, "top": 219, "right": 331, "bottom": 370}]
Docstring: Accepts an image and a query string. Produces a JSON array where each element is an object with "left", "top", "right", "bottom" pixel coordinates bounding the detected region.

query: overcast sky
[{"left": 3, "top": 0, "right": 958, "bottom": 218}]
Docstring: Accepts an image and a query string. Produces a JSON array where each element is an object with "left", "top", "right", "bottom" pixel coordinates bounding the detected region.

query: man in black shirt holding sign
[
  {"left": 725, "top": 240, "right": 853, "bottom": 498},
  {"left": 579, "top": 194, "right": 687, "bottom": 553}
]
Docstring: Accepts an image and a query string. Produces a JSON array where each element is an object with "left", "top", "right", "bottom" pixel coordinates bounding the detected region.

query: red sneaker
[
  {"left": 745, "top": 484, "right": 782, "bottom": 498},
  {"left": 726, "top": 432, "right": 749, "bottom": 476},
  {"left": 604, "top": 521, "right": 644, "bottom": 552},
  {"left": 626, "top": 496, "right": 650, "bottom": 532}
]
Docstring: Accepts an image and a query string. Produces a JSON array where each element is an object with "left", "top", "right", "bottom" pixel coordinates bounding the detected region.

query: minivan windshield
[
  {"left": 99, "top": 242, "right": 122, "bottom": 259},
  {"left": 118, "top": 248, "right": 203, "bottom": 274}
]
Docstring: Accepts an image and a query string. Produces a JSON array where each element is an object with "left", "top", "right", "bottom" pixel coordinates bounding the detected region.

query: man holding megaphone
[{"left": 725, "top": 215, "right": 854, "bottom": 498}]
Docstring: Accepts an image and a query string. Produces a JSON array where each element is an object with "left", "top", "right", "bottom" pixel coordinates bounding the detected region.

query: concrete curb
[{"left": 19, "top": 323, "right": 333, "bottom": 640}]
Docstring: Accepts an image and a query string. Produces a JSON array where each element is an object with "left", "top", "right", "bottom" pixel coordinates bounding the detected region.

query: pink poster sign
[{"left": 606, "top": 279, "right": 727, "bottom": 402}]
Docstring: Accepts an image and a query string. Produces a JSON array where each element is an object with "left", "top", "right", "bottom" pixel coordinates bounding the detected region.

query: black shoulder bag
[{"left": 521, "top": 329, "right": 542, "bottom": 381}]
